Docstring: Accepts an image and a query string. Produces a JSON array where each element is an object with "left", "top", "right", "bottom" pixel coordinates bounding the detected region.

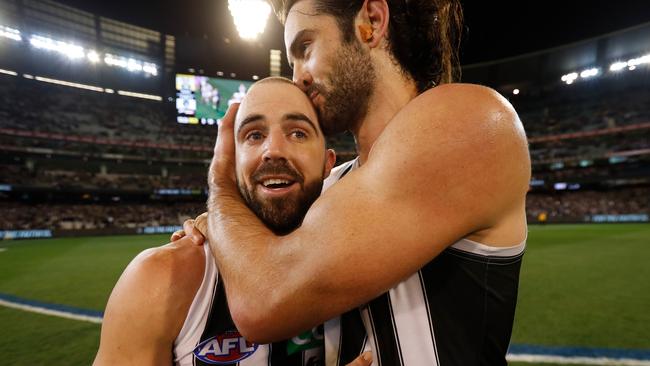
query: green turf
[
  {"left": 0, "top": 225, "right": 649, "bottom": 365},
  {"left": 0, "top": 234, "right": 168, "bottom": 309},
  {"left": 511, "top": 224, "right": 650, "bottom": 350},
  {"left": 0, "top": 307, "right": 100, "bottom": 366}
]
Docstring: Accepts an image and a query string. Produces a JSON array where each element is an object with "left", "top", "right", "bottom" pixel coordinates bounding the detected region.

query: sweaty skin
[{"left": 191, "top": 0, "right": 530, "bottom": 344}]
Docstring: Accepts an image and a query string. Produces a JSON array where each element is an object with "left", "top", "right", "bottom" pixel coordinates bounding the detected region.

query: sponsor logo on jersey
[
  {"left": 193, "top": 330, "right": 258, "bottom": 364},
  {"left": 287, "top": 325, "right": 324, "bottom": 355}
]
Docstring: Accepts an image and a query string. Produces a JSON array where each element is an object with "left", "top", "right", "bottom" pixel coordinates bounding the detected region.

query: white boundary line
[
  {"left": 0, "top": 298, "right": 102, "bottom": 324},
  {"left": 507, "top": 354, "right": 650, "bottom": 365}
]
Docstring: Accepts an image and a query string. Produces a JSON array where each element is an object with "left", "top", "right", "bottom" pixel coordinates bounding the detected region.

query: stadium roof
[
  {"left": 36, "top": 0, "right": 650, "bottom": 84},
  {"left": 53, "top": 0, "right": 650, "bottom": 62}
]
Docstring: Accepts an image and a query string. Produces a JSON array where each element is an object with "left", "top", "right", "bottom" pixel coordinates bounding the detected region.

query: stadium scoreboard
[{"left": 175, "top": 74, "right": 253, "bottom": 125}]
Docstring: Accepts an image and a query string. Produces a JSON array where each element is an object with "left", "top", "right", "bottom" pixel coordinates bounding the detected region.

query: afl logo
[{"left": 193, "top": 330, "right": 258, "bottom": 364}]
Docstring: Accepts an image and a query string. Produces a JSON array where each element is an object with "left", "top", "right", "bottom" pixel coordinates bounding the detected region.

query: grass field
[{"left": 1, "top": 224, "right": 649, "bottom": 365}]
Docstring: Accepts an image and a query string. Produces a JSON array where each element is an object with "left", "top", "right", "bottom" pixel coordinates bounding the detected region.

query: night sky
[{"left": 54, "top": 0, "right": 650, "bottom": 65}]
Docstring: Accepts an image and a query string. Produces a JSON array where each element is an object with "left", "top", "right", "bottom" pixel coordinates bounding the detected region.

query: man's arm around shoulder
[
  {"left": 208, "top": 82, "right": 531, "bottom": 342},
  {"left": 93, "top": 237, "right": 205, "bottom": 366}
]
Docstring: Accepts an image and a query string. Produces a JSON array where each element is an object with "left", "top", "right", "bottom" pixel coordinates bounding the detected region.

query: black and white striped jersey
[
  {"left": 174, "top": 243, "right": 325, "bottom": 366},
  {"left": 323, "top": 158, "right": 525, "bottom": 366}
]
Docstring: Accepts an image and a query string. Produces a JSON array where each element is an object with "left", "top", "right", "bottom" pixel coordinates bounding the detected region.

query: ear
[
  {"left": 323, "top": 149, "right": 337, "bottom": 179},
  {"left": 356, "top": 0, "right": 390, "bottom": 48}
]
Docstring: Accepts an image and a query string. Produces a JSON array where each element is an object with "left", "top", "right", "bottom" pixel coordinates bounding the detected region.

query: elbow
[{"left": 228, "top": 295, "right": 279, "bottom": 344}]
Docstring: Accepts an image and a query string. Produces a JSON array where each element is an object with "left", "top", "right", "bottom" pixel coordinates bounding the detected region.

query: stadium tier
[
  {"left": 1, "top": 0, "right": 649, "bottom": 232},
  {"left": 1, "top": 69, "right": 649, "bottom": 230}
]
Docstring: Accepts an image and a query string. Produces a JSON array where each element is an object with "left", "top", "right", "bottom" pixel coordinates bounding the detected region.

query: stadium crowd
[
  {"left": 1, "top": 72, "right": 649, "bottom": 230},
  {"left": 0, "top": 202, "right": 205, "bottom": 230},
  {"left": 1, "top": 188, "right": 648, "bottom": 230},
  {"left": 526, "top": 187, "right": 649, "bottom": 222}
]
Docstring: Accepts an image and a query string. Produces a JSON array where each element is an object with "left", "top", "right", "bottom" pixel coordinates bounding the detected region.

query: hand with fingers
[
  {"left": 170, "top": 212, "right": 208, "bottom": 245},
  {"left": 171, "top": 103, "right": 241, "bottom": 246}
]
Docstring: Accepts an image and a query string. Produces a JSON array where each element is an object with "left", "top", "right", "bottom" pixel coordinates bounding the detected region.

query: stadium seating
[{"left": 1, "top": 67, "right": 649, "bottom": 229}]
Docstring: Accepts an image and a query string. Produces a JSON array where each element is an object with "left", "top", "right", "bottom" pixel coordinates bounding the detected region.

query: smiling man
[{"left": 93, "top": 77, "right": 370, "bottom": 366}]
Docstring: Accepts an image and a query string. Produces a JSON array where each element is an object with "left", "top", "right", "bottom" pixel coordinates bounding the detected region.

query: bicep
[{"left": 293, "top": 86, "right": 529, "bottom": 316}]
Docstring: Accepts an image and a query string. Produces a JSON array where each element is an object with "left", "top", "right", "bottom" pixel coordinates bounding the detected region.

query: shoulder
[
  {"left": 129, "top": 236, "right": 206, "bottom": 289},
  {"left": 104, "top": 237, "right": 206, "bottom": 338},
  {"left": 95, "top": 237, "right": 206, "bottom": 364},
  {"left": 417, "top": 83, "right": 513, "bottom": 110},
  {"left": 372, "top": 83, "right": 528, "bottom": 167},
  {"left": 406, "top": 83, "right": 523, "bottom": 135},
  {"left": 365, "top": 82, "right": 530, "bottom": 221}
]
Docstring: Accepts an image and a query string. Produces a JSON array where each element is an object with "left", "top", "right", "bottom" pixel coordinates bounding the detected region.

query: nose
[
  {"left": 262, "top": 130, "right": 288, "bottom": 162},
  {"left": 292, "top": 62, "right": 313, "bottom": 93}
]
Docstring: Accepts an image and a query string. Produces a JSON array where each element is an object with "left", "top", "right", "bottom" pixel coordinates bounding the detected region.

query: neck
[{"left": 352, "top": 59, "right": 418, "bottom": 164}]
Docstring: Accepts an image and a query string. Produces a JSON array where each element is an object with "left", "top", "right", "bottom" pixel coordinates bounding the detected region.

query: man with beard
[
  {"left": 93, "top": 78, "right": 371, "bottom": 366},
  {"left": 184, "top": 0, "right": 531, "bottom": 365}
]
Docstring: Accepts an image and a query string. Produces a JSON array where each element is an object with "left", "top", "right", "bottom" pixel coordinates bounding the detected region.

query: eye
[
  {"left": 291, "top": 130, "right": 308, "bottom": 140},
  {"left": 246, "top": 131, "right": 264, "bottom": 142},
  {"left": 300, "top": 41, "right": 311, "bottom": 57}
]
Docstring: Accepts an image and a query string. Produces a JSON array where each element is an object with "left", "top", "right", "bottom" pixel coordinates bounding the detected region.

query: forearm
[{"left": 207, "top": 190, "right": 317, "bottom": 341}]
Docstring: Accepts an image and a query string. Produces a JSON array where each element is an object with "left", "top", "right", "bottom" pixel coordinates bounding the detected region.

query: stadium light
[
  {"left": 0, "top": 25, "right": 22, "bottom": 41},
  {"left": 104, "top": 53, "right": 158, "bottom": 76},
  {"left": 561, "top": 72, "right": 578, "bottom": 85},
  {"left": 609, "top": 61, "right": 627, "bottom": 72},
  {"left": 627, "top": 54, "right": 650, "bottom": 68},
  {"left": 87, "top": 50, "right": 100, "bottom": 63},
  {"left": 0, "top": 68, "right": 18, "bottom": 76},
  {"left": 513, "top": 88, "right": 520, "bottom": 95},
  {"left": 609, "top": 54, "right": 649, "bottom": 73},
  {"left": 228, "top": 0, "right": 272, "bottom": 40},
  {"left": 34, "top": 76, "right": 105, "bottom": 92},
  {"left": 580, "top": 68, "right": 600, "bottom": 79},
  {"left": 30, "top": 35, "right": 85, "bottom": 59},
  {"left": 117, "top": 90, "right": 163, "bottom": 101}
]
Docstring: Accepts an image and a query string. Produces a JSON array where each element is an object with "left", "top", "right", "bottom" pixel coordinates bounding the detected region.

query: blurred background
[{"left": 0, "top": 0, "right": 648, "bottom": 365}]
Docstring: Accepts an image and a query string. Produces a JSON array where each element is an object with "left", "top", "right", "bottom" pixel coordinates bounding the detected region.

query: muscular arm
[
  {"left": 208, "top": 84, "right": 531, "bottom": 343},
  {"left": 93, "top": 237, "right": 204, "bottom": 366}
]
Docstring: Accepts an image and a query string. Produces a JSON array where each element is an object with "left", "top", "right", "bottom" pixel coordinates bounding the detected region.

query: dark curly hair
[{"left": 270, "top": 0, "right": 463, "bottom": 92}]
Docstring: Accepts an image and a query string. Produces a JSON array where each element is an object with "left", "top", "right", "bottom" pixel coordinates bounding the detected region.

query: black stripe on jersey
[
  {"left": 417, "top": 270, "right": 440, "bottom": 365},
  {"left": 420, "top": 248, "right": 523, "bottom": 366},
  {"left": 339, "top": 161, "right": 355, "bottom": 179},
  {"left": 385, "top": 294, "right": 405, "bottom": 366},
  {"left": 337, "top": 310, "right": 368, "bottom": 365},
  {"left": 367, "top": 295, "right": 403, "bottom": 366},
  {"left": 269, "top": 340, "right": 307, "bottom": 366},
  {"left": 195, "top": 277, "right": 235, "bottom": 366}
]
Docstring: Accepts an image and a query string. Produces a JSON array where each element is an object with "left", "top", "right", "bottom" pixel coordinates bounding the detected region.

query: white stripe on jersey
[
  {"left": 451, "top": 237, "right": 526, "bottom": 257},
  {"left": 388, "top": 273, "right": 438, "bottom": 366},
  {"left": 361, "top": 306, "right": 381, "bottom": 366},
  {"left": 324, "top": 317, "right": 341, "bottom": 366},
  {"left": 174, "top": 242, "right": 219, "bottom": 365}
]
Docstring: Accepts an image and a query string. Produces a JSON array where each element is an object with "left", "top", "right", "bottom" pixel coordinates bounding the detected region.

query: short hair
[
  {"left": 254, "top": 76, "right": 295, "bottom": 86},
  {"left": 269, "top": 0, "right": 463, "bottom": 92}
]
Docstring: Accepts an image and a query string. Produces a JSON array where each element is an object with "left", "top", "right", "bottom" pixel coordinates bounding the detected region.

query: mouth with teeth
[
  {"left": 262, "top": 178, "right": 294, "bottom": 189},
  {"left": 257, "top": 175, "right": 300, "bottom": 197}
]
